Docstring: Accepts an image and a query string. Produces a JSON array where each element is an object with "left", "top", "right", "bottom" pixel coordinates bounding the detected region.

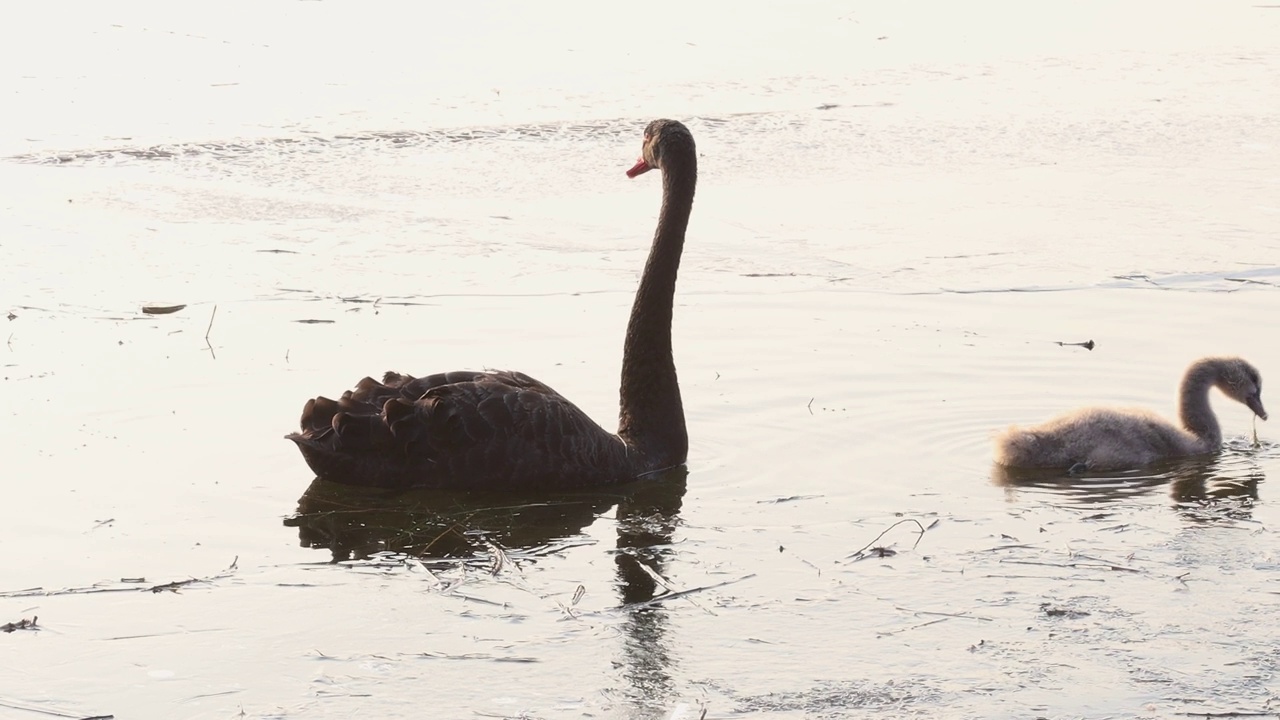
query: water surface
[{"left": 3, "top": 2, "right": 1280, "bottom": 718}]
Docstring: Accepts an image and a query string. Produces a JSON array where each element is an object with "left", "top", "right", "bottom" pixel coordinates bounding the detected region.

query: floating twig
[
  {"left": 1001, "top": 558, "right": 1140, "bottom": 573},
  {"left": 141, "top": 304, "right": 186, "bottom": 315},
  {"left": 893, "top": 606, "right": 993, "bottom": 622},
  {"left": 759, "top": 494, "right": 822, "bottom": 504},
  {"left": 1054, "top": 339, "right": 1095, "bottom": 351},
  {"left": 0, "top": 557, "right": 238, "bottom": 598},
  {"left": 982, "top": 573, "right": 1107, "bottom": 582},
  {"left": 629, "top": 557, "right": 716, "bottom": 615},
  {"left": 619, "top": 574, "right": 756, "bottom": 611},
  {"left": 0, "top": 697, "right": 112, "bottom": 719},
  {"left": 148, "top": 578, "right": 202, "bottom": 593},
  {"left": 875, "top": 616, "right": 949, "bottom": 637},
  {"left": 977, "top": 543, "right": 1039, "bottom": 552},
  {"left": 846, "top": 518, "right": 927, "bottom": 560},
  {"left": 1177, "top": 711, "right": 1280, "bottom": 718},
  {"left": 1225, "top": 277, "right": 1280, "bottom": 288}
]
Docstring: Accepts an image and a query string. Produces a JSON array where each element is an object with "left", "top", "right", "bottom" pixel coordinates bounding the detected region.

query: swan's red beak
[{"left": 626, "top": 157, "right": 652, "bottom": 178}]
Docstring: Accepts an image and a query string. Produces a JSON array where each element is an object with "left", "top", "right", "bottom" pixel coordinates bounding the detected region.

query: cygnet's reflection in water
[
  {"left": 992, "top": 444, "right": 1265, "bottom": 516},
  {"left": 285, "top": 468, "right": 688, "bottom": 715}
]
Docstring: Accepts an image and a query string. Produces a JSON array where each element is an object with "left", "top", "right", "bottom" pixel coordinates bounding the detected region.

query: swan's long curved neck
[
  {"left": 1179, "top": 360, "right": 1222, "bottom": 447},
  {"left": 617, "top": 151, "right": 696, "bottom": 468}
]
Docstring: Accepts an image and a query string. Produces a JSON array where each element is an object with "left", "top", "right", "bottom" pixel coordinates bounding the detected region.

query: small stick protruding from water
[
  {"left": 1253, "top": 415, "right": 1260, "bottom": 448},
  {"left": 205, "top": 305, "right": 218, "bottom": 360},
  {"left": 1055, "top": 339, "right": 1095, "bottom": 351},
  {"left": 206, "top": 301, "right": 218, "bottom": 338}
]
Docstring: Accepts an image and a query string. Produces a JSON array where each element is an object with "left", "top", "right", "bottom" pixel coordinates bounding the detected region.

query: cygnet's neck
[{"left": 1179, "top": 359, "right": 1224, "bottom": 447}]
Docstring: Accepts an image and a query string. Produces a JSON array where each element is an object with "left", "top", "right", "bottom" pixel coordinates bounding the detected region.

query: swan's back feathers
[{"left": 288, "top": 370, "right": 632, "bottom": 490}]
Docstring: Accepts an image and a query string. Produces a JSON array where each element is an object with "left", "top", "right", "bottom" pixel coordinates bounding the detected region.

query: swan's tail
[{"left": 286, "top": 372, "right": 439, "bottom": 488}]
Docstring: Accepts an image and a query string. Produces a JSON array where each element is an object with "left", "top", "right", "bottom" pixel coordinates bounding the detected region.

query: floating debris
[
  {"left": 1055, "top": 339, "right": 1095, "bottom": 351},
  {"left": 0, "top": 557, "right": 238, "bottom": 598},
  {"left": 1040, "top": 603, "right": 1091, "bottom": 619},
  {"left": 2, "top": 616, "right": 37, "bottom": 633},
  {"left": 846, "top": 518, "right": 927, "bottom": 561},
  {"left": 141, "top": 304, "right": 186, "bottom": 315}
]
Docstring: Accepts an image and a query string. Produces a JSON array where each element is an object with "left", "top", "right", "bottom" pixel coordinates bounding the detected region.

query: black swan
[
  {"left": 287, "top": 119, "right": 696, "bottom": 489},
  {"left": 994, "top": 356, "right": 1266, "bottom": 471}
]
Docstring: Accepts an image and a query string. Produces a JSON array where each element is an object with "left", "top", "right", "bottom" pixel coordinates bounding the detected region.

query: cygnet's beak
[{"left": 1248, "top": 395, "right": 1268, "bottom": 420}]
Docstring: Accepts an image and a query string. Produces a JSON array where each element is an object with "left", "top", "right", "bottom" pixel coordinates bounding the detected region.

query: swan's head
[
  {"left": 626, "top": 119, "right": 694, "bottom": 178},
  {"left": 1217, "top": 358, "right": 1267, "bottom": 421}
]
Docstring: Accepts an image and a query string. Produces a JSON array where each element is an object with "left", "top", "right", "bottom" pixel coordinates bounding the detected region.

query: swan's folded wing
[{"left": 289, "top": 370, "right": 627, "bottom": 489}]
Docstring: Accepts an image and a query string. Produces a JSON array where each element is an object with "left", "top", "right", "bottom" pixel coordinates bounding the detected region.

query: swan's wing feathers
[
  {"left": 386, "top": 370, "right": 535, "bottom": 400},
  {"left": 331, "top": 409, "right": 397, "bottom": 451},
  {"left": 301, "top": 397, "right": 337, "bottom": 436},
  {"left": 382, "top": 397, "right": 426, "bottom": 444},
  {"left": 393, "top": 376, "right": 620, "bottom": 485},
  {"left": 290, "top": 370, "right": 623, "bottom": 488},
  {"left": 491, "top": 370, "right": 560, "bottom": 395}
]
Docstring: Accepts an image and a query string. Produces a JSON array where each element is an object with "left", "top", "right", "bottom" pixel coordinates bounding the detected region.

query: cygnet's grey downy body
[{"left": 994, "top": 357, "right": 1266, "bottom": 472}]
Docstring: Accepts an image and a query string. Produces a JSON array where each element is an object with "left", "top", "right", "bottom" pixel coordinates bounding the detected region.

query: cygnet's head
[
  {"left": 626, "top": 119, "right": 695, "bottom": 178},
  {"left": 1217, "top": 357, "right": 1267, "bottom": 420}
]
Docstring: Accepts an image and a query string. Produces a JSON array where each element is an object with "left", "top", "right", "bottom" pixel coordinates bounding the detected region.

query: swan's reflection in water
[
  {"left": 608, "top": 476, "right": 686, "bottom": 719},
  {"left": 992, "top": 445, "right": 1265, "bottom": 518},
  {"left": 285, "top": 469, "right": 688, "bottom": 716}
]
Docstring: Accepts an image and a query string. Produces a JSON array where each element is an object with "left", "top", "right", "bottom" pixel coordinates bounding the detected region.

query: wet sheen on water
[{"left": 3, "top": 2, "right": 1280, "bottom": 718}]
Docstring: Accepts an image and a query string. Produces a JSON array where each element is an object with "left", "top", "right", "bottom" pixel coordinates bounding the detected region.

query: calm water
[{"left": 3, "top": 2, "right": 1280, "bottom": 718}]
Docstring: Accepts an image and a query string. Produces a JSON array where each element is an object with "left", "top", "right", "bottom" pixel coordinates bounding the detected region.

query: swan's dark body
[{"left": 287, "top": 119, "right": 696, "bottom": 490}]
